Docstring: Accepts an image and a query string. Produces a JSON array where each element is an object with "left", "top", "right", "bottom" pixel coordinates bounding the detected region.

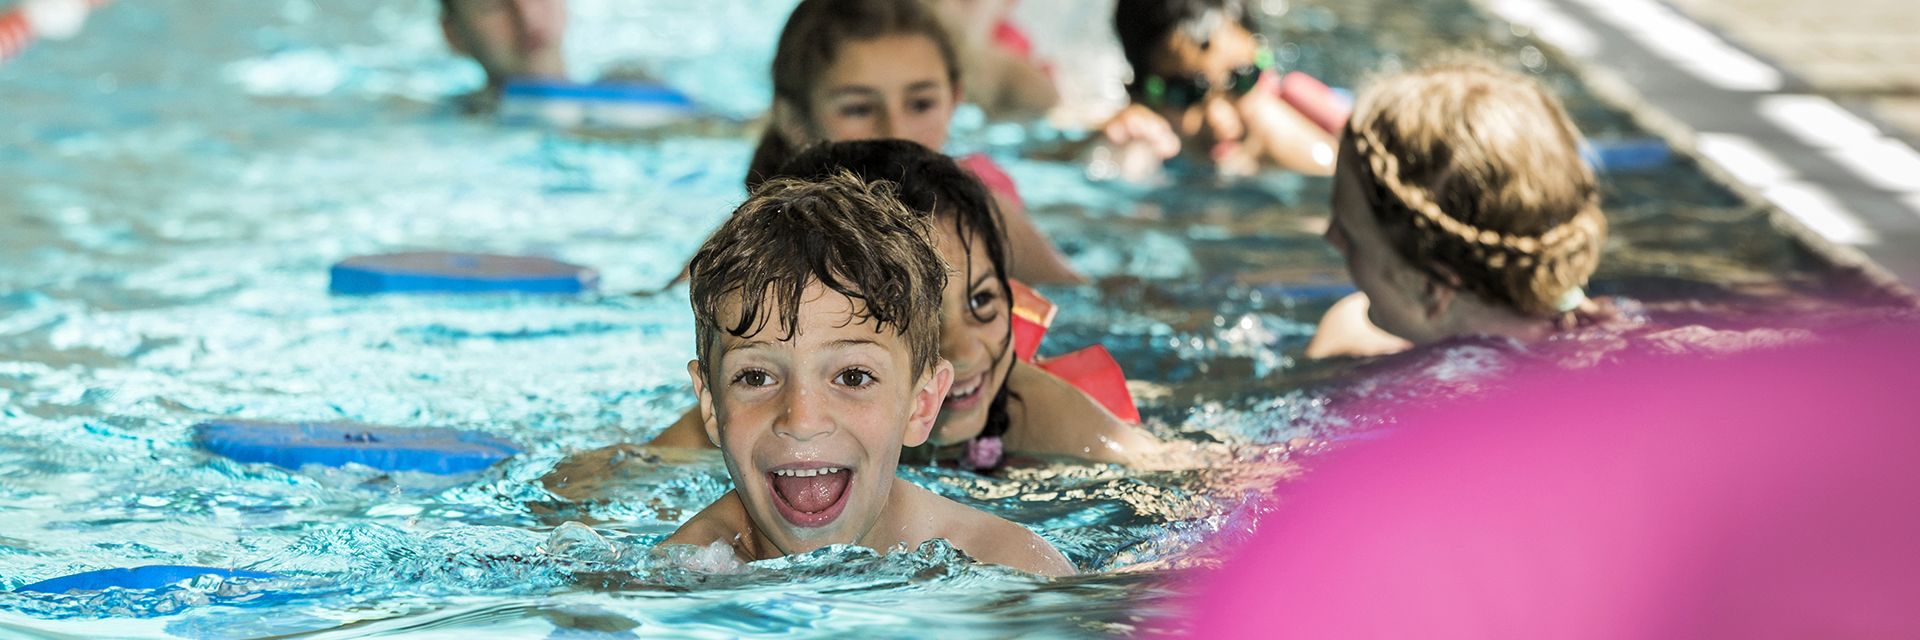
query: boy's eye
[
  {"left": 834, "top": 368, "right": 877, "bottom": 388},
  {"left": 837, "top": 103, "right": 876, "bottom": 118},
  {"left": 731, "top": 368, "right": 775, "bottom": 388},
  {"left": 909, "top": 98, "right": 939, "bottom": 113}
]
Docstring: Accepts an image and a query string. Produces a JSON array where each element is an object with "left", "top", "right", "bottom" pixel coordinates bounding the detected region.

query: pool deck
[{"left": 1483, "top": 0, "right": 1920, "bottom": 294}]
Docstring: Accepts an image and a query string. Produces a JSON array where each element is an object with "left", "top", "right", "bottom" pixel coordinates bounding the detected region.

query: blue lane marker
[
  {"left": 15, "top": 566, "right": 280, "bottom": 594},
  {"left": 194, "top": 420, "right": 520, "bottom": 474},
  {"left": 329, "top": 251, "right": 598, "bottom": 295}
]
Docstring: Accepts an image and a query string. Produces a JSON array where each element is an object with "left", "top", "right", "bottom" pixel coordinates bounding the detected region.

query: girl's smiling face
[
  {"left": 930, "top": 224, "right": 1015, "bottom": 445},
  {"left": 806, "top": 34, "right": 961, "bottom": 152}
]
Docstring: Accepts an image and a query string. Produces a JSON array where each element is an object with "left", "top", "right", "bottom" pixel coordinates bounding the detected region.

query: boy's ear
[
  {"left": 687, "top": 359, "right": 721, "bottom": 447},
  {"left": 903, "top": 358, "right": 955, "bottom": 448}
]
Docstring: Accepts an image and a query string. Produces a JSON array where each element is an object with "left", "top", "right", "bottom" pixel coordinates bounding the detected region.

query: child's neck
[{"left": 1443, "top": 298, "right": 1557, "bottom": 344}]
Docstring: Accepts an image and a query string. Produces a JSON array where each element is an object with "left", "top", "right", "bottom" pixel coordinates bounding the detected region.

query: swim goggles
[{"left": 1128, "top": 47, "right": 1275, "bottom": 110}]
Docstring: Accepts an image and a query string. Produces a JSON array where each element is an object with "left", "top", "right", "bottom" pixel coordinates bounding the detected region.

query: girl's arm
[
  {"left": 1235, "top": 90, "right": 1336, "bottom": 176},
  {"left": 1002, "top": 363, "right": 1163, "bottom": 465}
]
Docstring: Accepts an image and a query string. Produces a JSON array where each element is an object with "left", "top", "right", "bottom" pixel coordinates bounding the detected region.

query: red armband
[
  {"left": 1037, "top": 345, "right": 1141, "bottom": 424},
  {"left": 1008, "top": 280, "right": 1140, "bottom": 423}
]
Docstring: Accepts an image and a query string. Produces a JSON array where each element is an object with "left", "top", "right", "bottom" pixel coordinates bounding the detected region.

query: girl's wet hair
[
  {"left": 746, "top": 0, "right": 964, "bottom": 188},
  {"left": 1344, "top": 61, "right": 1607, "bottom": 319},
  {"left": 1113, "top": 0, "right": 1258, "bottom": 79},
  {"left": 688, "top": 172, "right": 947, "bottom": 380},
  {"left": 763, "top": 139, "right": 1018, "bottom": 443}
]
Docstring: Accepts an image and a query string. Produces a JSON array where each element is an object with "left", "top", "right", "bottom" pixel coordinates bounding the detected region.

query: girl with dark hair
[{"left": 746, "top": 0, "right": 1084, "bottom": 285}]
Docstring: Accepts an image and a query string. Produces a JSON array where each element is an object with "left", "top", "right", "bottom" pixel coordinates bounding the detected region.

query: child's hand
[
  {"left": 540, "top": 443, "right": 650, "bottom": 501},
  {"left": 1236, "top": 91, "right": 1337, "bottom": 176},
  {"left": 1102, "top": 104, "right": 1182, "bottom": 160}
]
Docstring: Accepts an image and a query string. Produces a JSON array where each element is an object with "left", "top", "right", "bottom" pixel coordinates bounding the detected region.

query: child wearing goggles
[{"left": 1104, "top": 0, "right": 1335, "bottom": 177}]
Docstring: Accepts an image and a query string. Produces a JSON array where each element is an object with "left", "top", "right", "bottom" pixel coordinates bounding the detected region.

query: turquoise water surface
[{"left": 0, "top": 0, "right": 1899, "bottom": 638}]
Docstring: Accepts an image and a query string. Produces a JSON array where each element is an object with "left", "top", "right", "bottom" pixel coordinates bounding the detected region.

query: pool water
[{"left": 0, "top": 0, "right": 1907, "bottom": 638}]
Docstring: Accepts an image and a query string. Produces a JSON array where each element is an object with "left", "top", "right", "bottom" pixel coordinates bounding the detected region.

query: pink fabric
[
  {"left": 961, "top": 435, "right": 1004, "bottom": 471},
  {"left": 1169, "top": 324, "right": 1920, "bottom": 639},
  {"left": 957, "top": 153, "right": 1023, "bottom": 209},
  {"left": 992, "top": 20, "right": 1032, "bottom": 59}
]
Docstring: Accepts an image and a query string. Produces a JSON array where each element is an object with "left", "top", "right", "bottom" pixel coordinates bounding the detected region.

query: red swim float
[{"left": 1009, "top": 279, "right": 1140, "bottom": 424}]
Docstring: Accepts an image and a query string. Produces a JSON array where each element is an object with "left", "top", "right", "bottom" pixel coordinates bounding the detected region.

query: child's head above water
[
  {"left": 762, "top": 139, "right": 1017, "bottom": 448},
  {"left": 684, "top": 171, "right": 953, "bottom": 554},
  {"left": 1329, "top": 61, "right": 1607, "bottom": 343},
  {"left": 1113, "top": 1, "right": 1263, "bottom": 125},
  {"left": 748, "top": 0, "right": 964, "bottom": 186},
  {"left": 438, "top": 0, "right": 569, "bottom": 90}
]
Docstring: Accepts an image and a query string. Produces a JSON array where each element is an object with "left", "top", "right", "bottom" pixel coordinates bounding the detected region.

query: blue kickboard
[
  {"left": 194, "top": 419, "right": 520, "bottom": 474},
  {"left": 1583, "top": 138, "right": 1673, "bottom": 173},
  {"left": 330, "top": 251, "right": 598, "bottom": 295},
  {"left": 502, "top": 79, "right": 695, "bottom": 107},
  {"left": 15, "top": 565, "right": 281, "bottom": 594}
]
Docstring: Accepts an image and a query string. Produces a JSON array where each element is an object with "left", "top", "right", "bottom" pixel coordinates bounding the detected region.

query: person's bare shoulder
[
  {"left": 1305, "top": 292, "right": 1413, "bottom": 359},
  {"left": 541, "top": 442, "right": 716, "bottom": 501},
  {"left": 897, "top": 482, "right": 1074, "bottom": 577},
  {"left": 659, "top": 490, "right": 755, "bottom": 554}
]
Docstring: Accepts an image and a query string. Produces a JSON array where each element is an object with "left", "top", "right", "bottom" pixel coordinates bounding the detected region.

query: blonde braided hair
[{"left": 1345, "top": 62, "right": 1607, "bottom": 318}]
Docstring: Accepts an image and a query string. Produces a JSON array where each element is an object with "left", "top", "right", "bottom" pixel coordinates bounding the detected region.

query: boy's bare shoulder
[
  {"left": 897, "top": 481, "right": 1074, "bottom": 577},
  {"left": 660, "top": 490, "right": 757, "bottom": 555}
]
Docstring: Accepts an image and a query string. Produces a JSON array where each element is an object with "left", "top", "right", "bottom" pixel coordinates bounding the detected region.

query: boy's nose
[{"left": 775, "top": 383, "right": 837, "bottom": 441}]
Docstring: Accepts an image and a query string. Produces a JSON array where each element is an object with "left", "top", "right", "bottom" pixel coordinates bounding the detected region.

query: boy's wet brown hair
[
  {"left": 688, "top": 171, "right": 947, "bottom": 380},
  {"left": 1344, "top": 60, "right": 1607, "bottom": 318}
]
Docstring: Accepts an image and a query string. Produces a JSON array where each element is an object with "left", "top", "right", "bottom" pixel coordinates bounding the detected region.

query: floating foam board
[
  {"left": 499, "top": 80, "right": 699, "bottom": 129},
  {"left": 15, "top": 565, "right": 280, "bottom": 594},
  {"left": 329, "top": 251, "right": 598, "bottom": 295},
  {"left": 1583, "top": 138, "right": 1674, "bottom": 173},
  {"left": 194, "top": 419, "right": 520, "bottom": 474}
]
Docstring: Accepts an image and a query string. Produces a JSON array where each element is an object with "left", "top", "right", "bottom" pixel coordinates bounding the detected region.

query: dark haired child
[
  {"left": 657, "top": 172, "right": 1073, "bottom": 576},
  {"left": 1104, "top": 0, "right": 1336, "bottom": 176},
  {"left": 1306, "top": 62, "right": 1613, "bottom": 358},
  {"left": 748, "top": 0, "right": 1083, "bottom": 284}
]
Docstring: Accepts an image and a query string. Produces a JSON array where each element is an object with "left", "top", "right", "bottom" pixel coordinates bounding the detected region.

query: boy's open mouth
[{"left": 767, "top": 465, "right": 852, "bottom": 528}]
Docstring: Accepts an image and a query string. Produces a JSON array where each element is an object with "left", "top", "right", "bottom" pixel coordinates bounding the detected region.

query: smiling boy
[{"left": 658, "top": 172, "right": 1072, "bottom": 577}]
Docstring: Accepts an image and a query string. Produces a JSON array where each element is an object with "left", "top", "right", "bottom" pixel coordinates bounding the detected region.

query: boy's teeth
[{"left": 772, "top": 467, "right": 845, "bottom": 478}]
